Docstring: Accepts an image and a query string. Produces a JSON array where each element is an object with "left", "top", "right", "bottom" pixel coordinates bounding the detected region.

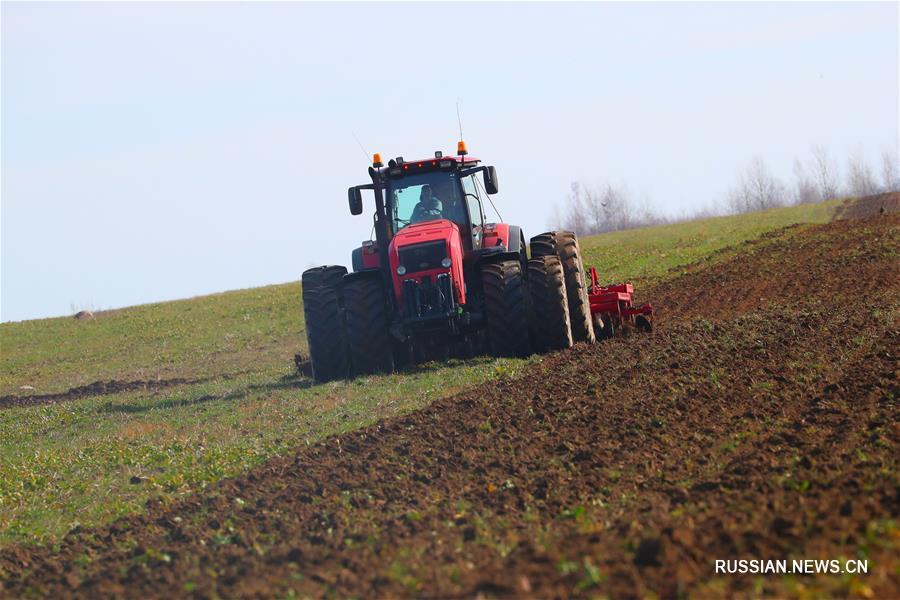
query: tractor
[{"left": 300, "top": 141, "right": 651, "bottom": 382}]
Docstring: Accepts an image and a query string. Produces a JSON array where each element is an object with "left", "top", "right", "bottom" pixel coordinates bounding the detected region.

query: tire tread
[
  {"left": 481, "top": 260, "right": 531, "bottom": 357},
  {"left": 529, "top": 231, "right": 596, "bottom": 343},
  {"left": 343, "top": 277, "right": 395, "bottom": 376},
  {"left": 527, "top": 255, "right": 573, "bottom": 352},
  {"left": 301, "top": 266, "right": 350, "bottom": 381}
]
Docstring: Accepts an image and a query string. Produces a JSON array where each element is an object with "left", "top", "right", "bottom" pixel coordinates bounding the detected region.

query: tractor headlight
[
  {"left": 396, "top": 265, "right": 407, "bottom": 275},
  {"left": 441, "top": 257, "right": 452, "bottom": 268}
]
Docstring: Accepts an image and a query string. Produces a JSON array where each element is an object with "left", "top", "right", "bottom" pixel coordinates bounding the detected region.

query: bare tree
[
  {"left": 548, "top": 203, "right": 565, "bottom": 231},
  {"left": 792, "top": 157, "right": 820, "bottom": 204},
  {"left": 727, "top": 156, "right": 786, "bottom": 214},
  {"left": 555, "top": 180, "right": 663, "bottom": 235},
  {"left": 600, "top": 183, "right": 632, "bottom": 231},
  {"left": 560, "top": 182, "right": 590, "bottom": 236},
  {"left": 810, "top": 145, "right": 841, "bottom": 200},
  {"left": 847, "top": 150, "right": 878, "bottom": 197},
  {"left": 634, "top": 192, "right": 665, "bottom": 227},
  {"left": 550, "top": 145, "right": 891, "bottom": 231},
  {"left": 583, "top": 185, "right": 606, "bottom": 234},
  {"left": 882, "top": 149, "right": 899, "bottom": 192}
]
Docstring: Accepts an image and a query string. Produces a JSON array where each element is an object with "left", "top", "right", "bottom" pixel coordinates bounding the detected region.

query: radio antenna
[
  {"left": 456, "top": 99, "right": 464, "bottom": 140},
  {"left": 351, "top": 131, "right": 371, "bottom": 162}
]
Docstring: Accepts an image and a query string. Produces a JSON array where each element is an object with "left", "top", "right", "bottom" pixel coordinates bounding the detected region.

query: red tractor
[{"left": 301, "top": 141, "right": 651, "bottom": 382}]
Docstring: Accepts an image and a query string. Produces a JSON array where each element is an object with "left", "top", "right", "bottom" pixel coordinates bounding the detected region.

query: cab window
[
  {"left": 462, "top": 175, "right": 484, "bottom": 247},
  {"left": 387, "top": 172, "right": 463, "bottom": 231},
  {"left": 463, "top": 175, "right": 484, "bottom": 230}
]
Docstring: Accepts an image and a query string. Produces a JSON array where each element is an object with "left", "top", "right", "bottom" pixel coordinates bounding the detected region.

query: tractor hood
[
  {"left": 393, "top": 219, "right": 457, "bottom": 244},
  {"left": 388, "top": 219, "right": 466, "bottom": 306}
]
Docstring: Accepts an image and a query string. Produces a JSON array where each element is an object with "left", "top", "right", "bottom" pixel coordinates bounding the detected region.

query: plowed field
[{"left": 2, "top": 213, "right": 897, "bottom": 599}]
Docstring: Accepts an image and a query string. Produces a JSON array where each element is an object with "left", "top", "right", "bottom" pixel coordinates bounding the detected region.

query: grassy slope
[
  {"left": 0, "top": 283, "right": 302, "bottom": 396},
  {"left": 0, "top": 199, "right": 841, "bottom": 546},
  {"left": 579, "top": 199, "right": 840, "bottom": 287}
]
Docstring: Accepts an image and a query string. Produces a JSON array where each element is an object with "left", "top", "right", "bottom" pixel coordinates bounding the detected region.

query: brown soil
[
  {"left": 832, "top": 191, "right": 900, "bottom": 221},
  {"left": 647, "top": 210, "right": 899, "bottom": 323},
  {"left": 0, "top": 378, "right": 199, "bottom": 410},
  {"left": 1, "top": 215, "right": 897, "bottom": 599}
]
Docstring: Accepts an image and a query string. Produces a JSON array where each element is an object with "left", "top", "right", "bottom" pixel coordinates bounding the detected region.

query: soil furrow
[{"left": 0, "top": 378, "right": 200, "bottom": 410}]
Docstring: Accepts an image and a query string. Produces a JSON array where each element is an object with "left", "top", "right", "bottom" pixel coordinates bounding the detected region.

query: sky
[{"left": 2, "top": 1, "right": 898, "bottom": 322}]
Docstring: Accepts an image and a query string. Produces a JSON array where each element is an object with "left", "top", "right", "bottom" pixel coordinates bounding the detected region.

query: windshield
[{"left": 387, "top": 172, "right": 466, "bottom": 231}]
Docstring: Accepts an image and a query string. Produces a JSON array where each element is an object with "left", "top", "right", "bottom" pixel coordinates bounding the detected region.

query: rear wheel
[
  {"left": 301, "top": 265, "right": 349, "bottom": 382},
  {"left": 481, "top": 260, "right": 531, "bottom": 357},
  {"left": 343, "top": 276, "right": 395, "bottom": 376},
  {"left": 530, "top": 231, "right": 596, "bottom": 344},
  {"left": 527, "top": 256, "right": 573, "bottom": 352}
]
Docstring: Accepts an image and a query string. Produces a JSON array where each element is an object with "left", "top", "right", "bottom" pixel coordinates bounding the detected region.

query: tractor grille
[
  {"left": 398, "top": 241, "right": 447, "bottom": 274},
  {"left": 402, "top": 273, "right": 456, "bottom": 320}
]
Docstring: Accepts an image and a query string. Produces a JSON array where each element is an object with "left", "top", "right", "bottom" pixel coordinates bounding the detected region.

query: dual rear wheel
[
  {"left": 301, "top": 268, "right": 394, "bottom": 382},
  {"left": 480, "top": 230, "right": 594, "bottom": 357},
  {"left": 481, "top": 260, "right": 532, "bottom": 357},
  {"left": 343, "top": 276, "right": 395, "bottom": 377},
  {"left": 526, "top": 255, "right": 573, "bottom": 352},
  {"left": 301, "top": 266, "right": 349, "bottom": 382},
  {"left": 529, "top": 230, "right": 597, "bottom": 344}
]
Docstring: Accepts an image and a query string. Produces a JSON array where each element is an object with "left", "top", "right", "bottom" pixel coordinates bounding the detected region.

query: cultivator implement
[{"left": 587, "top": 266, "right": 653, "bottom": 338}]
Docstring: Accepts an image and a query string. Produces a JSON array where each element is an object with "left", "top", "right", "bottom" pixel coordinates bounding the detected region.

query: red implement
[{"left": 587, "top": 266, "right": 653, "bottom": 334}]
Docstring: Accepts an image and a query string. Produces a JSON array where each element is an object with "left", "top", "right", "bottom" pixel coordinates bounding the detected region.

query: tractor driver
[{"left": 411, "top": 185, "right": 443, "bottom": 223}]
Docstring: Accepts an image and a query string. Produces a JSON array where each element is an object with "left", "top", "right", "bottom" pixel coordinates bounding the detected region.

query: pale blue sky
[{"left": 2, "top": 2, "right": 897, "bottom": 322}]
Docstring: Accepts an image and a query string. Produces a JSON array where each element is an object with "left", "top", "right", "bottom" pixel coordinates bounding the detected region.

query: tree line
[{"left": 550, "top": 146, "right": 899, "bottom": 235}]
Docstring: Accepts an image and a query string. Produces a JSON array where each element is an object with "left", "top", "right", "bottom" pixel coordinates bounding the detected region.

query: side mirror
[
  {"left": 348, "top": 187, "right": 363, "bottom": 215},
  {"left": 483, "top": 166, "right": 499, "bottom": 195}
]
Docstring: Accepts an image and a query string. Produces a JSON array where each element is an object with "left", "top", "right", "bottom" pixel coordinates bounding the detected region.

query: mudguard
[
  {"left": 483, "top": 224, "right": 524, "bottom": 252},
  {"left": 506, "top": 225, "right": 524, "bottom": 255},
  {"left": 351, "top": 243, "right": 380, "bottom": 272},
  {"left": 343, "top": 269, "right": 382, "bottom": 284},
  {"left": 482, "top": 223, "right": 526, "bottom": 266},
  {"left": 351, "top": 247, "right": 364, "bottom": 272}
]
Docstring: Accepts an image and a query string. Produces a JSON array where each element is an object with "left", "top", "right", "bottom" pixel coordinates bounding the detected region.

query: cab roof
[{"left": 374, "top": 154, "right": 481, "bottom": 178}]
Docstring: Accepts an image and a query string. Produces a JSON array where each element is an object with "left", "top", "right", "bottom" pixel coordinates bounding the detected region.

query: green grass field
[
  {"left": 579, "top": 198, "right": 840, "bottom": 286},
  {"left": 0, "top": 199, "right": 843, "bottom": 547}
]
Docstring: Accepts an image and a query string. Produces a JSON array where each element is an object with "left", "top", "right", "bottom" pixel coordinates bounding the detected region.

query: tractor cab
[
  {"left": 347, "top": 143, "right": 500, "bottom": 272},
  {"left": 385, "top": 165, "right": 485, "bottom": 251}
]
